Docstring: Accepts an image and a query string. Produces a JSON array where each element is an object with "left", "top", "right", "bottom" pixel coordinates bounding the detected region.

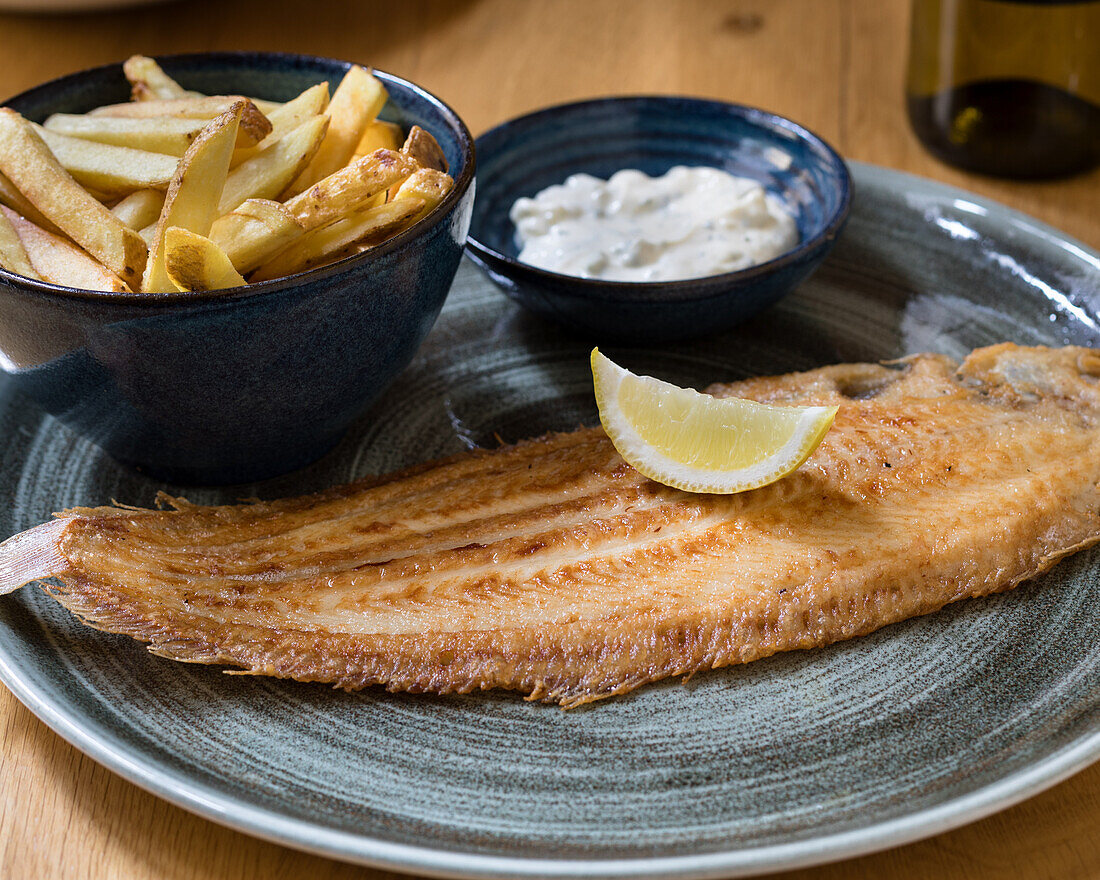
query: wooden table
[{"left": 1, "top": 1, "right": 1098, "bottom": 878}]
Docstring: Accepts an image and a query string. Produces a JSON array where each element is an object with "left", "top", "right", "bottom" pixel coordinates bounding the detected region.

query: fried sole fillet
[{"left": 3, "top": 343, "right": 1100, "bottom": 707}]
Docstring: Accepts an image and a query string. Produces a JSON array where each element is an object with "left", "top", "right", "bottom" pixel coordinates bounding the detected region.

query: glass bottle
[{"left": 906, "top": 0, "right": 1100, "bottom": 178}]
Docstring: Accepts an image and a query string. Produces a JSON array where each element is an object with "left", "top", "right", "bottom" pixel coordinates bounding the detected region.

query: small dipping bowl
[
  {"left": 0, "top": 52, "right": 475, "bottom": 484},
  {"left": 466, "top": 96, "right": 851, "bottom": 342}
]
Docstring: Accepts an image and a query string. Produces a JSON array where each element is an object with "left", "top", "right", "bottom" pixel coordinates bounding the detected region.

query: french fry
[
  {"left": 35, "top": 126, "right": 178, "bottom": 195},
  {"left": 284, "top": 149, "right": 415, "bottom": 232},
  {"left": 381, "top": 126, "right": 448, "bottom": 204},
  {"left": 218, "top": 114, "right": 328, "bottom": 215},
  {"left": 399, "top": 125, "right": 448, "bottom": 173},
  {"left": 391, "top": 167, "right": 453, "bottom": 220},
  {"left": 286, "top": 65, "right": 387, "bottom": 197},
  {"left": 0, "top": 207, "right": 40, "bottom": 279},
  {"left": 230, "top": 83, "right": 329, "bottom": 168},
  {"left": 164, "top": 226, "right": 246, "bottom": 292},
  {"left": 2, "top": 205, "right": 128, "bottom": 291},
  {"left": 93, "top": 96, "right": 244, "bottom": 117},
  {"left": 250, "top": 198, "right": 423, "bottom": 282},
  {"left": 89, "top": 96, "right": 272, "bottom": 142},
  {"left": 354, "top": 120, "right": 402, "bottom": 157},
  {"left": 111, "top": 189, "right": 165, "bottom": 230},
  {"left": 384, "top": 126, "right": 450, "bottom": 202},
  {"left": 143, "top": 104, "right": 243, "bottom": 293},
  {"left": 0, "top": 109, "right": 146, "bottom": 284},
  {"left": 124, "top": 55, "right": 202, "bottom": 102},
  {"left": 208, "top": 199, "right": 303, "bottom": 276},
  {"left": 43, "top": 115, "right": 210, "bottom": 156},
  {"left": 256, "top": 83, "right": 329, "bottom": 125},
  {"left": 0, "top": 170, "right": 60, "bottom": 233},
  {"left": 249, "top": 98, "right": 281, "bottom": 115},
  {"left": 44, "top": 113, "right": 265, "bottom": 154},
  {"left": 124, "top": 54, "right": 282, "bottom": 116}
]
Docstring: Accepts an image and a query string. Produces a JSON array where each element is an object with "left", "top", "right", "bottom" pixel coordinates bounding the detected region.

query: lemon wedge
[{"left": 591, "top": 348, "right": 838, "bottom": 494}]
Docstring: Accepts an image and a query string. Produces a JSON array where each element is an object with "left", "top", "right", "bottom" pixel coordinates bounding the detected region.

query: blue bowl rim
[
  {"left": 466, "top": 94, "right": 852, "bottom": 302},
  {"left": 0, "top": 51, "right": 476, "bottom": 307}
]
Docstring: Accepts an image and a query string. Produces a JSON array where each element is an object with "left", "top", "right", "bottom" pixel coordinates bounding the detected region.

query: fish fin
[{"left": 0, "top": 518, "right": 72, "bottom": 594}]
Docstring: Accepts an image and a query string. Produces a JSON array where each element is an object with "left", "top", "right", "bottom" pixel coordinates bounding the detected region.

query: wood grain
[{"left": 0, "top": 1, "right": 1098, "bottom": 878}]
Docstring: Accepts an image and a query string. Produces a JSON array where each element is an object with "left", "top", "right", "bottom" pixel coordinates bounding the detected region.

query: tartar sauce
[{"left": 509, "top": 166, "right": 798, "bottom": 282}]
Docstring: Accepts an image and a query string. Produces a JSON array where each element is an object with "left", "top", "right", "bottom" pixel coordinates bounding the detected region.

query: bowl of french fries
[{"left": 0, "top": 52, "right": 474, "bottom": 484}]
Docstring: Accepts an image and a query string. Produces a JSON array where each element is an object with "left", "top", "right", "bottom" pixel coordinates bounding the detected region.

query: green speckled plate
[{"left": 1, "top": 163, "right": 1099, "bottom": 879}]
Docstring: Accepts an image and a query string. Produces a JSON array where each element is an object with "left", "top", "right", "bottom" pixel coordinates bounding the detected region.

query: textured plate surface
[{"left": 1, "top": 162, "right": 1099, "bottom": 879}]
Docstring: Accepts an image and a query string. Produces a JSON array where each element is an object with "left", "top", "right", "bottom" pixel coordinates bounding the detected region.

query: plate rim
[
  {"left": 2, "top": 159, "right": 1099, "bottom": 878},
  {"left": 3, "top": 643, "right": 1099, "bottom": 880}
]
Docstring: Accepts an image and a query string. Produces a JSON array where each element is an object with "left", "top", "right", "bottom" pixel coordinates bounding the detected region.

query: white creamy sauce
[{"left": 509, "top": 166, "right": 799, "bottom": 282}]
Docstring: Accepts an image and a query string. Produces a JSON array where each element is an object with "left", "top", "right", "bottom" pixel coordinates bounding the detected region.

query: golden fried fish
[{"left": 2, "top": 343, "right": 1099, "bottom": 707}]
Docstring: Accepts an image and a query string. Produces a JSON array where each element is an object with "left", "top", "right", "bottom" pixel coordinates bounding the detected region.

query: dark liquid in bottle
[{"left": 907, "top": 78, "right": 1100, "bottom": 178}]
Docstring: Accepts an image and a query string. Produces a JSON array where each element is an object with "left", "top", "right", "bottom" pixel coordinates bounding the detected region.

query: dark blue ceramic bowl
[
  {"left": 0, "top": 52, "right": 474, "bottom": 485},
  {"left": 466, "top": 96, "right": 850, "bottom": 342}
]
